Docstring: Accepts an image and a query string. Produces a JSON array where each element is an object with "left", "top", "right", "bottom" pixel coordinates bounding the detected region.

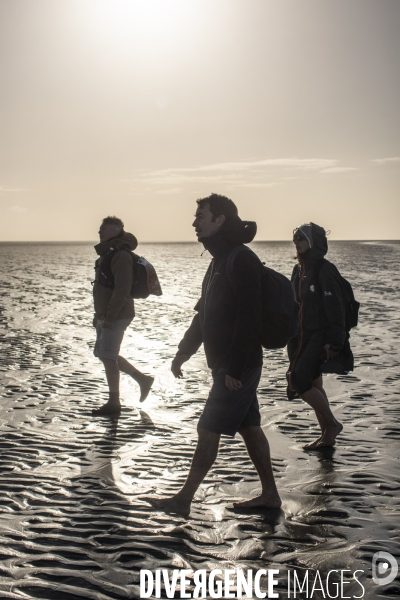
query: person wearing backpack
[
  {"left": 287, "top": 222, "right": 353, "bottom": 450},
  {"left": 150, "top": 194, "right": 281, "bottom": 517},
  {"left": 91, "top": 216, "right": 154, "bottom": 416}
]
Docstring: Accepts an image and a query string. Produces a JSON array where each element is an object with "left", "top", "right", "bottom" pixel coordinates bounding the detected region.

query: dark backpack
[
  {"left": 226, "top": 246, "right": 299, "bottom": 349},
  {"left": 314, "top": 258, "right": 359, "bottom": 331},
  {"left": 97, "top": 248, "right": 162, "bottom": 299}
]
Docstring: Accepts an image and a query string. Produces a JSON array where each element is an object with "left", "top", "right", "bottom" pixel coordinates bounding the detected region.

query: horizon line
[{"left": 0, "top": 239, "right": 399, "bottom": 244}]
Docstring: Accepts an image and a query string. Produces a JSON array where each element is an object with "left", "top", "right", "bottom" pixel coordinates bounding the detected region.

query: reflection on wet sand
[{"left": 0, "top": 241, "right": 399, "bottom": 598}]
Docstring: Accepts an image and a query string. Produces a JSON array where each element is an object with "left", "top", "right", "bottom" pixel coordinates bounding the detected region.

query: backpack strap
[
  {"left": 97, "top": 246, "right": 132, "bottom": 289},
  {"left": 313, "top": 258, "right": 343, "bottom": 291},
  {"left": 97, "top": 247, "right": 119, "bottom": 288},
  {"left": 311, "top": 257, "right": 328, "bottom": 296},
  {"left": 226, "top": 245, "right": 254, "bottom": 277}
]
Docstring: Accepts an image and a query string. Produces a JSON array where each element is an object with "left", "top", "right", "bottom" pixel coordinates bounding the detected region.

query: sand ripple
[{"left": 0, "top": 241, "right": 399, "bottom": 599}]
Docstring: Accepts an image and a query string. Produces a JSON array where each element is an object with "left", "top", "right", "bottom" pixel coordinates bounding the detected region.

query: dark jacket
[
  {"left": 177, "top": 216, "right": 263, "bottom": 380},
  {"left": 93, "top": 231, "right": 138, "bottom": 323},
  {"left": 291, "top": 223, "right": 346, "bottom": 349}
]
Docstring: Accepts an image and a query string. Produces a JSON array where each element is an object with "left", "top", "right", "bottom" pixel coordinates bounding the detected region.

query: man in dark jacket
[
  {"left": 153, "top": 194, "right": 281, "bottom": 516},
  {"left": 287, "top": 222, "right": 350, "bottom": 449},
  {"left": 92, "top": 216, "right": 154, "bottom": 416}
]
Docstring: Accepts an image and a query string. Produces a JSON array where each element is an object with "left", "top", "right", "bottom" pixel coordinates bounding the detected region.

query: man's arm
[
  {"left": 171, "top": 353, "right": 189, "bottom": 378},
  {"left": 171, "top": 310, "right": 203, "bottom": 378}
]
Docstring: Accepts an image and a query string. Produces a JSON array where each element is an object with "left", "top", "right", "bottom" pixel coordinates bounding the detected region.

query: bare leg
[
  {"left": 150, "top": 428, "right": 220, "bottom": 517},
  {"left": 313, "top": 376, "right": 327, "bottom": 400},
  {"left": 307, "top": 376, "right": 328, "bottom": 440},
  {"left": 102, "top": 358, "right": 120, "bottom": 394},
  {"left": 92, "top": 358, "right": 121, "bottom": 416},
  {"left": 301, "top": 379, "right": 342, "bottom": 449},
  {"left": 117, "top": 355, "right": 154, "bottom": 402},
  {"left": 233, "top": 426, "right": 281, "bottom": 509}
]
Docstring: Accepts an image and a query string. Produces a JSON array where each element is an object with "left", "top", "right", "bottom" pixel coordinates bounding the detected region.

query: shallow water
[{"left": 0, "top": 240, "right": 399, "bottom": 599}]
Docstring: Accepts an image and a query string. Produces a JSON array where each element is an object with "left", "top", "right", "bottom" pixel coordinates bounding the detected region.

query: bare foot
[
  {"left": 139, "top": 375, "right": 154, "bottom": 402},
  {"left": 148, "top": 496, "right": 191, "bottom": 518},
  {"left": 303, "top": 436, "right": 323, "bottom": 450},
  {"left": 304, "top": 421, "right": 343, "bottom": 450},
  {"left": 233, "top": 493, "right": 282, "bottom": 510},
  {"left": 316, "top": 421, "right": 343, "bottom": 447},
  {"left": 92, "top": 401, "right": 121, "bottom": 416}
]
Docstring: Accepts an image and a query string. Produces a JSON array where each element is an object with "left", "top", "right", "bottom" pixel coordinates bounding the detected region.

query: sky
[{"left": 0, "top": 0, "right": 399, "bottom": 242}]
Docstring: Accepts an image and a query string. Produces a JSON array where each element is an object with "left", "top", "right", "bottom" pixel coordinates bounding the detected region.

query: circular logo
[{"left": 372, "top": 552, "right": 398, "bottom": 586}]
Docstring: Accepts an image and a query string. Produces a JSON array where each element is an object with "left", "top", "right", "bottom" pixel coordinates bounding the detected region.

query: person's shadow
[{"left": 78, "top": 409, "right": 155, "bottom": 486}]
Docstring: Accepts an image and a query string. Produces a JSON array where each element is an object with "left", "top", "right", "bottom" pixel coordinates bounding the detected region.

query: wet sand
[{"left": 0, "top": 241, "right": 399, "bottom": 599}]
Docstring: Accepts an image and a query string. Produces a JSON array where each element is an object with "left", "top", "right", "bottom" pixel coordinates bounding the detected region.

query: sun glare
[
  {"left": 120, "top": 0, "right": 186, "bottom": 31},
  {"left": 81, "top": 0, "right": 198, "bottom": 50}
]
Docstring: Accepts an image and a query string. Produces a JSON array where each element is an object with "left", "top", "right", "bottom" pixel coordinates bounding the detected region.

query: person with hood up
[
  {"left": 151, "top": 194, "right": 281, "bottom": 517},
  {"left": 91, "top": 216, "right": 154, "bottom": 416},
  {"left": 287, "top": 222, "right": 352, "bottom": 449}
]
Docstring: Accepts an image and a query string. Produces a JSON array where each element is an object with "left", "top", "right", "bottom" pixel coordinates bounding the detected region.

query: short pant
[
  {"left": 198, "top": 366, "right": 262, "bottom": 437},
  {"left": 94, "top": 319, "right": 132, "bottom": 361}
]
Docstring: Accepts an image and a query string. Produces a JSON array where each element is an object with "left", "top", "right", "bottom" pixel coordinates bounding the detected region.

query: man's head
[
  {"left": 98, "top": 216, "right": 124, "bottom": 243},
  {"left": 193, "top": 193, "right": 238, "bottom": 239}
]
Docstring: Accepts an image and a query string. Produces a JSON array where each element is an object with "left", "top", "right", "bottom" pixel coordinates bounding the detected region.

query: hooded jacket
[
  {"left": 93, "top": 231, "right": 138, "bottom": 323},
  {"left": 291, "top": 223, "right": 346, "bottom": 348},
  {"left": 177, "top": 216, "right": 263, "bottom": 379}
]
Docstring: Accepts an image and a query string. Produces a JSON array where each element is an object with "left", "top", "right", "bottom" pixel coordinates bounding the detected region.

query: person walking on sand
[
  {"left": 287, "top": 223, "right": 352, "bottom": 449},
  {"left": 152, "top": 194, "right": 281, "bottom": 517},
  {"left": 91, "top": 216, "right": 154, "bottom": 416}
]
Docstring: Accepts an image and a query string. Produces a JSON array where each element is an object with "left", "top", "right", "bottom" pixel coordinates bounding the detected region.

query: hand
[
  {"left": 171, "top": 354, "right": 189, "bottom": 378},
  {"left": 324, "top": 344, "right": 340, "bottom": 360},
  {"left": 93, "top": 316, "right": 99, "bottom": 328},
  {"left": 102, "top": 320, "right": 114, "bottom": 329},
  {"left": 225, "top": 375, "right": 242, "bottom": 391}
]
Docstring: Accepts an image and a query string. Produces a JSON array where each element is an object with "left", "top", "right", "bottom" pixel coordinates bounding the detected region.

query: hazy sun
[{"left": 81, "top": 0, "right": 198, "bottom": 49}]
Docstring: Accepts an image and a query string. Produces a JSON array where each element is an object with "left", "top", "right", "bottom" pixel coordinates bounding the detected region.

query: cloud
[
  {"left": 372, "top": 157, "right": 400, "bottom": 164},
  {"left": 129, "top": 157, "right": 341, "bottom": 188},
  {"left": 153, "top": 187, "right": 182, "bottom": 195},
  {"left": 138, "top": 174, "right": 245, "bottom": 186},
  {"left": 0, "top": 186, "right": 26, "bottom": 192},
  {"left": 230, "top": 182, "right": 281, "bottom": 188},
  {"left": 8, "top": 205, "right": 28, "bottom": 213},
  {"left": 320, "top": 167, "right": 358, "bottom": 173},
  {"left": 140, "top": 157, "right": 338, "bottom": 177}
]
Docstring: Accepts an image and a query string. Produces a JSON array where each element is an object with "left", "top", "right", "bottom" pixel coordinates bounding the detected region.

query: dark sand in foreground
[{"left": 0, "top": 241, "right": 399, "bottom": 599}]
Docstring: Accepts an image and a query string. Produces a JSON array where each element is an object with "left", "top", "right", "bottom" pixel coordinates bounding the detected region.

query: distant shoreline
[{"left": 0, "top": 239, "right": 399, "bottom": 245}]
